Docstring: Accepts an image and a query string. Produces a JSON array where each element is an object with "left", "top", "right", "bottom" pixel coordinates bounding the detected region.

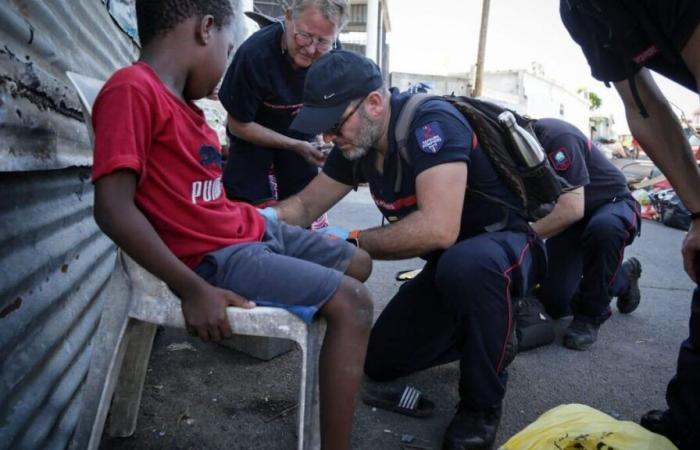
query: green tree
[{"left": 577, "top": 88, "right": 602, "bottom": 111}]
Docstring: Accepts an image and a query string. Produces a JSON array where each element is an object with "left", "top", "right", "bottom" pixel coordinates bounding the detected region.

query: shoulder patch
[
  {"left": 548, "top": 147, "right": 571, "bottom": 171},
  {"left": 414, "top": 121, "right": 445, "bottom": 154}
]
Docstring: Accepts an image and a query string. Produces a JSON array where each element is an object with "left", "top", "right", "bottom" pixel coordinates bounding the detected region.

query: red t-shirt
[{"left": 91, "top": 62, "right": 265, "bottom": 268}]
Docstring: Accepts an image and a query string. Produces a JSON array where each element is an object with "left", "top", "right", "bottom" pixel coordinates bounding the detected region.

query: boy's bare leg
[
  {"left": 344, "top": 247, "right": 372, "bottom": 282},
  {"left": 317, "top": 276, "right": 373, "bottom": 450}
]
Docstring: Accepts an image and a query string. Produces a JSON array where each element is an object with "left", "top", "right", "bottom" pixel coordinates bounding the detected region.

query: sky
[{"left": 386, "top": 0, "right": 699, "bottom": 134}]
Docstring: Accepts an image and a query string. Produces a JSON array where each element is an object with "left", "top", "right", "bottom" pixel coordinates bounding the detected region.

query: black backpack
[{"left": 393, "top": 94, "right": 563, "bottom": 222}]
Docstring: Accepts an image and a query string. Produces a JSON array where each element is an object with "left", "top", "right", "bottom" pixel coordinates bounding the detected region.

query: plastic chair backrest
[{"left": 65, "top": 71, "right": 105, "bottom": 145}]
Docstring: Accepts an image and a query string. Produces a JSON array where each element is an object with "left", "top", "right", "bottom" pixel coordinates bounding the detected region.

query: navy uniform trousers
[
  {"left": 664, "top": 268, "right": 700, "bottom": 449},
  {"left": 364, "top": 229, "right": 545, "bottom": 410},
  {"left": 223, "top": 137, "right": 318, "bottom": 205},
  {"left": 537, "top": 196, "right": 640, "bottom": 321}
]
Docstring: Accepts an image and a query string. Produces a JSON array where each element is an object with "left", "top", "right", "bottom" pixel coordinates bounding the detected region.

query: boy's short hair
[
  {"left": 136, "top": 0, "right": 234, "bottom": 47},
  {"left": 290, "top": 0, "right": 349, "bottom": 30}
]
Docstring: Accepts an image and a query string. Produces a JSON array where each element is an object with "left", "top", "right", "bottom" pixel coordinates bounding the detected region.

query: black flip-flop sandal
[{"left": 362, "top": 385, "right": 435, "bottom": 418}]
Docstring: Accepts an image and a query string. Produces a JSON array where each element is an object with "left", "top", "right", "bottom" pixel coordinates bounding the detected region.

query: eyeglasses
[
  {"left": 290, "top": 21, "right": 336, "bottom": 52},
  {"left": 326, "top": 96, "right": 367, "bottom": 136}
]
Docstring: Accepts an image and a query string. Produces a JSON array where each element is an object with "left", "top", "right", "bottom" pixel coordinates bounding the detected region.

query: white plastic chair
[{"left": 66, "top": 71, "right": 323, "bottom": 450}]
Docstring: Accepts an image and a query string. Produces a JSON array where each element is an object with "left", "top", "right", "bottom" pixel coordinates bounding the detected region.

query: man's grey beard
[
  {"left": 342, "top": 146, "right": 368, "bottom": 160},
  {"left": 341, "top": 109, "right": 381, "bottom": 161}
]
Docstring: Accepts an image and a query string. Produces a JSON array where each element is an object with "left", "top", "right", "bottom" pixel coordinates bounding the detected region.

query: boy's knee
[
  {"left": 327, "top": 277, "right": 374, "bottom": 328},
  {"left": 347, "top": 247, "right": 372, "bottom": 282}
]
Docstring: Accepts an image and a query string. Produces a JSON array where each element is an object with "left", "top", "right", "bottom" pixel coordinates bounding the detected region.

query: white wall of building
[
  {"left": 390, "top": 72, "right": 471, "bottom": 96},
  {"left": 483, "top": 71, "right": 590, "bottom": 134},
  {"left": 388, "top": 69, "right": 590, "bottom": 136}
]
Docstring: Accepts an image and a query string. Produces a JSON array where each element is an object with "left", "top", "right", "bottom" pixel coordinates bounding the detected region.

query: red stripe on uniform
[
  {"left": 262, "top": 102, "right": 304, "bottom": 110},
  {"left": 372, "top": 194, "right": 417, "bottom": 211},
  {"left": 608, "top": 206, "right": 639, "bottom": 286},
  {"left": 497, "top": 241, "right": 532, "bottom": 371}
]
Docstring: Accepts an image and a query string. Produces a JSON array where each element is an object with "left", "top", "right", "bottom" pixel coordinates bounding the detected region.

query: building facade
[
  {"left": 480, "top": 69, "right": 590, "bottom": 134},
  {"left": 388, "top": 68, "right": 590, "bottom": 135}
]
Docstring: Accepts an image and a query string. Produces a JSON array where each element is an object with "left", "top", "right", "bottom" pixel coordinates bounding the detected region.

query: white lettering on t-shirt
[{"left": 191, "top": 177, "right": 222, "bottom": 204}]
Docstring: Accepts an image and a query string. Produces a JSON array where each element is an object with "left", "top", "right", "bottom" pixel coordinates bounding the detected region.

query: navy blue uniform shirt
[
  {"left": 218, "top": 23, "right": 314, "bottom": 148},
  {"left": 560, "top": 0, "right": 699, "bottom": 91},
  {"left": 323, "top": 90, "right": 528, "bottom": 246},
  {"left": 533, "top": 118, "right": 630, "bottom": 217}
]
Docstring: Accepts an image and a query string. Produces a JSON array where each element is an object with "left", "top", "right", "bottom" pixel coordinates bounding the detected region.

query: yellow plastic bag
[{"left": 500, "top": 404, "right": 678, "bottom": 450}]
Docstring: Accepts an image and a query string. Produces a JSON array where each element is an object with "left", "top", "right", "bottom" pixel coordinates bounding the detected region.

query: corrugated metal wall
[
  {"left": 0, "top": 168, "right": 117, "bottom": 450},
  {"left": 0, "top": 1, "right": 138, "bottom": 448},
  {"left": 0, "top": 1, "right": 248, "bottom": 449}
]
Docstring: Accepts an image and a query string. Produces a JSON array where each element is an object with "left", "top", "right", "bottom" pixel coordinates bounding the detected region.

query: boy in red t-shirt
[{"left": 91, "top": 1, "right": 373, "bottom": 448}]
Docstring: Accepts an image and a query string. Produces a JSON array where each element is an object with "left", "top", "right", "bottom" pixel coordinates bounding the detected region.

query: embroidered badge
[
  {"left": 415, "top": 121, "right": 445, "bottom": 154},
  {"left": 548, "top": 147, "right": 571, "bottom": 171}
]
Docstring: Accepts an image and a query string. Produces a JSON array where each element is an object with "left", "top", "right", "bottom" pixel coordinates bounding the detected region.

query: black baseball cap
[{"left": 290, "top": 50, "right": 383, "bottom": 135}]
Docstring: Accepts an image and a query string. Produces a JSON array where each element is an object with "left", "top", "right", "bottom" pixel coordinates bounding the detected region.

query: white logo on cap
[{"left": 323, "top": 93, "right": 336, "bottom": 100}]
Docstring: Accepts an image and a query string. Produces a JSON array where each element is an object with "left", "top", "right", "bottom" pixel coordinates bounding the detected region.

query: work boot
[
  {"left": 640, "top": 409, "right": 669, "bottom": 436},
  {"left": 563, "top": 316, "right": 600, "bottom": 350},
  {"left": 617, "top": 257, "right": 642, "bottom": 314},
  {"left": 442, "top": 402, "right": 501, "bottom": 450},
  {"left": 640, "top": 409, "right": 690, "bottom": 448}
]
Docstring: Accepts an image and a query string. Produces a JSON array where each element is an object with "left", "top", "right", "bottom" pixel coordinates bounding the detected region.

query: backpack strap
[{"left": 393, "top": 94, "right": 440, "bottom": 192}]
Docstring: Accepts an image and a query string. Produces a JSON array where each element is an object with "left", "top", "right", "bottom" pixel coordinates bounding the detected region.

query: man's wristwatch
[
  {"left": 346, "top": 229, "right": 361, "bottom": 247},
  {"left": 691, "top": 211, "right": 700, "bottom": 221}
]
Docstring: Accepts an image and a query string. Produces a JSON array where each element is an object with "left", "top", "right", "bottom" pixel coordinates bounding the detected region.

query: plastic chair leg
[{"left": 107, "top": 319, "right": 157, "bottom": 437}]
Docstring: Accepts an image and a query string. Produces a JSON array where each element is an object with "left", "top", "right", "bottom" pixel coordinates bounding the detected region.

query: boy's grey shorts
[{"left": 193, "top": 218, "right": 356, "bottom": 323}]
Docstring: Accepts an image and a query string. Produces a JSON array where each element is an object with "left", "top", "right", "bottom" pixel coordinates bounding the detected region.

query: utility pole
[{"left": 473, "top": 0, "right": 491, "bottom": 97}]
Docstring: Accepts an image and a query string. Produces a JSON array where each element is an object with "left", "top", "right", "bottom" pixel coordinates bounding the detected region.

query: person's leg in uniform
[
  {"left": 364, "top": 231, "right": 542, "bottom": 450},
  {"left": 513, "top": 224, "right": 583, "bottom": 352},
  {"left": 273, "top": 148, "right": 319, "bottom": 201},
  {"left": 364, "top": 260, "right": 461, "bottom": 383},
  {"left": 535, "top": 222, "right": 585, "bottom": 318},
  {"left": 565, "top": 199, "right": 640, "bottom": 350},
  {"left": 642, "top": 281, "right": 700, "bottom": 450},
  {"left": 437, "top": 231, "right": 543, "bottom": 450},
  {"left": 222, "top": 141, "right": 275, "bottom": 205}
]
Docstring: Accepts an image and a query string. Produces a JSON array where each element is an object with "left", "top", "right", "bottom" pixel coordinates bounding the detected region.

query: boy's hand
[{"left": 180, "top": 282, "right": 256, "bottom": 342}]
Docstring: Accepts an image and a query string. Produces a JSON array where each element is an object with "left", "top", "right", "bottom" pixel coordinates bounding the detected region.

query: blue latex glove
[
  {"left": 258, "top": 207, "right": 278, "bottom": 222},
  {"left": 316, "top": 225, "right": 349, "bottom": 240}
]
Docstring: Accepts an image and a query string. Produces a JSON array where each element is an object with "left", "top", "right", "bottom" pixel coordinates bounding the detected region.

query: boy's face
[{"left": 187, "top": 19, "right": 234, "bottom": 100}]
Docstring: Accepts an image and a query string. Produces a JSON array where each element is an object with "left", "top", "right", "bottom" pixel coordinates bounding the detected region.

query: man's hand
[
  {"left": 180, "top": 281, "right": 256, "bottom": 342},
  {"left": 683, "top": 220, "right": 700, "bottom": 283},
  {"left": 294, "top": 140, "right": 327, "bottom": 166},
  {"left": 316, "top": 225, "right": 350, "bottom": 240}
]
